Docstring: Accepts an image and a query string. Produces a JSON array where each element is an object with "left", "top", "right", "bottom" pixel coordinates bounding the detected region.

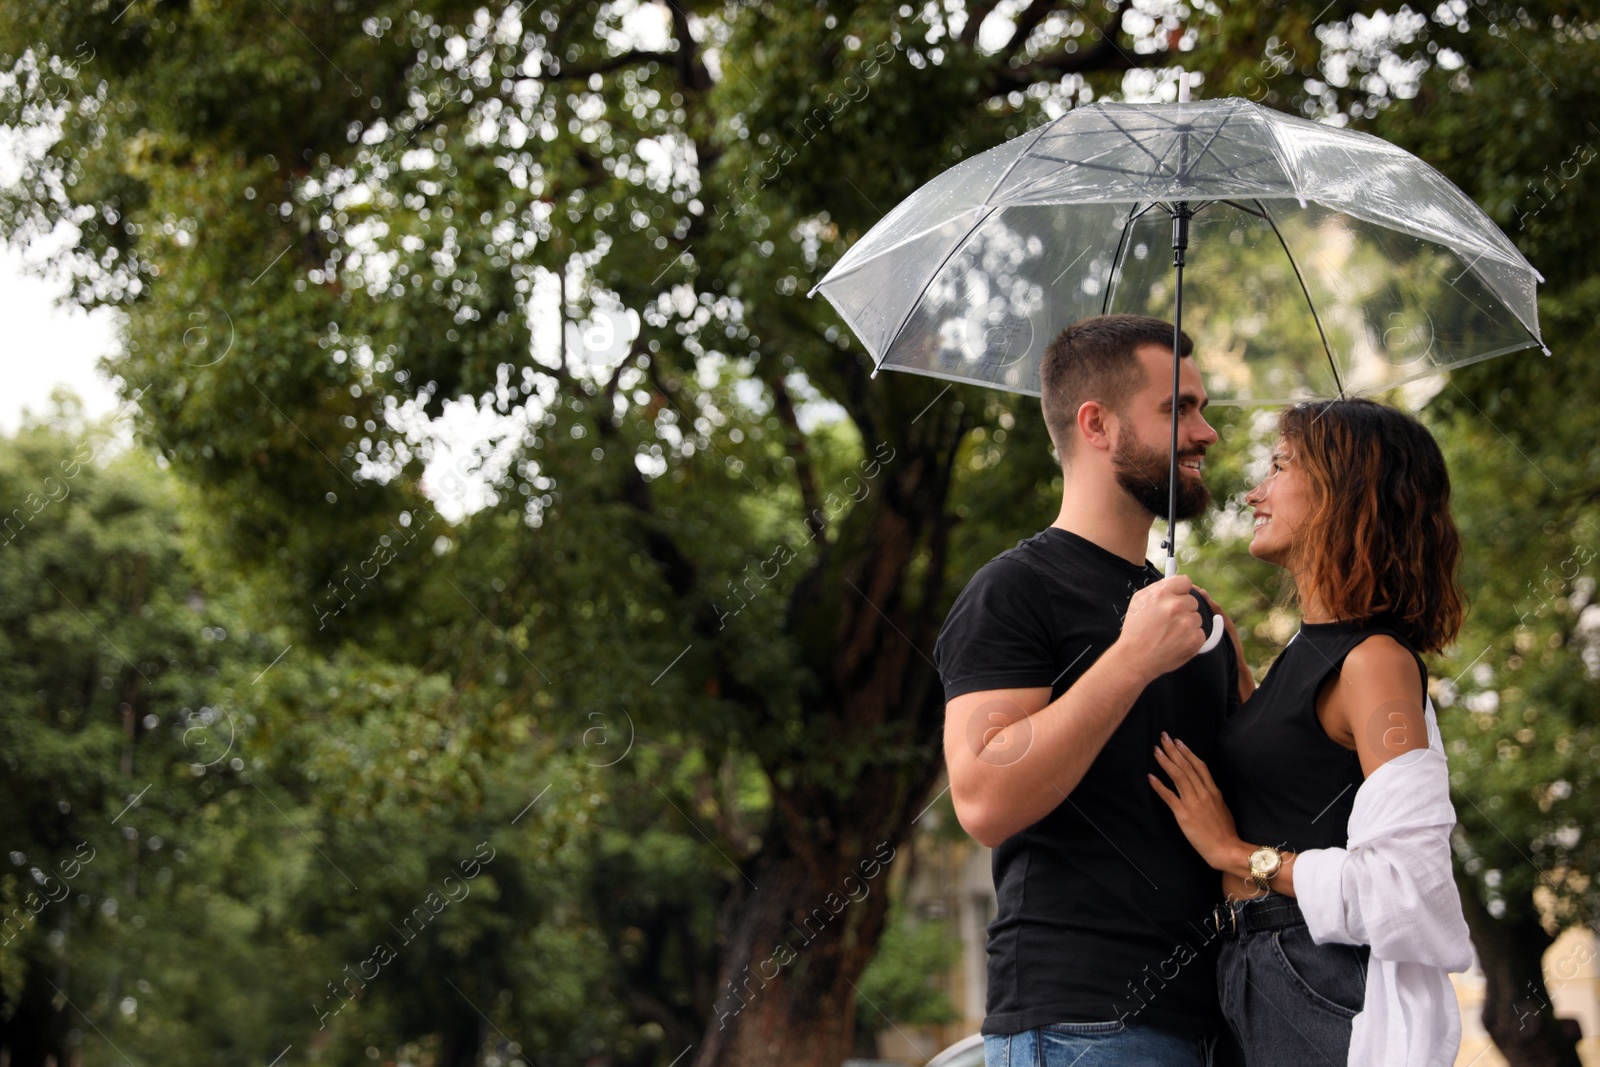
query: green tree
[
  {"left": 0, "top": 411, "right": 704, "bottom": 1067},
  {"left": 5, "top": 1, "right": 1597, "bottom": 1065},
  {"left": 0, "top": 404, "right": 292, "bottom": 1063},
  {"left": 0, "top": 3, "right": 1167, "bottom": 1063}
]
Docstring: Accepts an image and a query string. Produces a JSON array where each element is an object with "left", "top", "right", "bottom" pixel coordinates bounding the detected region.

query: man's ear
[{"left": 1076, "top": 400, "right": 1115, "bottom": 453}]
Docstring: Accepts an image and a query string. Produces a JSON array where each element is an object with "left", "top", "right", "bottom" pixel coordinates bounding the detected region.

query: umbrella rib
[
  {"left": 1325, "top": 205, "right": 1539, "bottom": 342},
  {"left": 1409, "top": 238, "right": 1529, "bottom": 344},
  {"left": 983, "top": 120, "right": 1059, "bottom": 208},
  {"left": 1094, "top": 199, "right": 1158, "bottom": 315},
  {"left": 819, "top": 122, "right": 1057, "bottom": 303},
  {"left": 1100, "top": 202, "right": 1139, "bottom": 315},
  {"left": 859, "top": 121, "right": 1064, "bottom": 379},
  {"left": 998, "top": 153, "right": 1284, "bottom": 205},
  {"left": 869, "top": 161, "right": 1050, "bottom": 373},
  {"left": 875, "top": 359, "right": 1045, "bottom": 398},
  {"left": 1219, "top": 198, "right": 1271, "bottom": 219},
  {"left": 1010, "top": 152, "right": 1173, "bottom": 185},
  {"left": 1005, "top": 153, "right": 1283, "bottom": 204},
  {"left": 1215, "top": 153, "right": 1281, "bottom": 176},
  {"left": 1255, "top": 104, "right": 1305, "bottom": 201},
  {"left": 870, "top": 213, "right": 992, "bottom": 371},
  {"left": 1257, "top": 198, "right": 1344, "bottom": 398},
  {"left": 1176, "top": 110, "right": 1239, "bottom": 183},
  {"left": 1101, "top": 112, "right": 1179, "bottom": 175}
]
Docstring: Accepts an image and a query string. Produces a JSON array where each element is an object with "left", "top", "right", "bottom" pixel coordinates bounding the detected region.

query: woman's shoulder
[
  {"left": 1342, "top": 631, "right": 1427, "bottom": 694},
  {"left": 1343, "top": 632, "right": 1415, "bottom": 668},
  {"left": 1331, "top": 634, "right": 1433, "bottom": 769}
]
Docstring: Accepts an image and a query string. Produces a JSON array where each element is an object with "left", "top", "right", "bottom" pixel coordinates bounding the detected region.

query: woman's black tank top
[{"left": 1216, "top": 615, "right": 1428, "bottom": 853}]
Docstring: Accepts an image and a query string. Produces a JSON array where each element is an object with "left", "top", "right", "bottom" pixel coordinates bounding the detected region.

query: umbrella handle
[{"left": 1164, "top": 555, "right": 1227, "bottom": 654}]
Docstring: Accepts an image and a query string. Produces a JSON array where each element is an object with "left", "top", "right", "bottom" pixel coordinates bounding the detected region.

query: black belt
[{"left": 1211, "top": 893, "right": 1305, "bottom": 937}]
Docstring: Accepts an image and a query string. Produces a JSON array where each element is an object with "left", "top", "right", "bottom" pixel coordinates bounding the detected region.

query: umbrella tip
[
  {"left": 1541, "top": 345, "right": 1552, "bottom": 357},
  {"left": 870, "top": 367, "right": 879, "bottom": 379},
  {"left": 1177, "top": 69, "right": 1191, "bottom": 103}
]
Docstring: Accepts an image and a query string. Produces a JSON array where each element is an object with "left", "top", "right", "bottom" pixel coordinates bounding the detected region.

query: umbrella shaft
[
  {"left": 1166, "top": 202, "right": 1192, "bottom": 565},
  {"left": 1171, "top": 200, "right": 1191, "bottom": 268}
]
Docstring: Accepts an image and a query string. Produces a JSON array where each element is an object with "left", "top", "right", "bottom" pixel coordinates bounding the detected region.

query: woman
[{"left": 1149, "top": 398, "right": 1475, "bottom": 1067}]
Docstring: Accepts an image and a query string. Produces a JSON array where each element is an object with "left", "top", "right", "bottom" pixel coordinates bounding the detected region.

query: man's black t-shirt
[{"left": 933, "top": 526, "right": 1238, "bottom": 1039}]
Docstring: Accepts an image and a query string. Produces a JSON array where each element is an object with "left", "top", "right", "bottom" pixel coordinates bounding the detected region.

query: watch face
[{"left": 1250, "top": 847, "right": 1280, "bottom": 875}]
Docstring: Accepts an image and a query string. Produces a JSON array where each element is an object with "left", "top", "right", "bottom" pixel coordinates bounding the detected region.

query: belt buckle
[{"left": 1230, "top": 901, "right": 1237, "bottom": 934}]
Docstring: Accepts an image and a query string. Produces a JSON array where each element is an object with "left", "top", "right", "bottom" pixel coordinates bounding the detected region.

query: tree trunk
[
  {"left": 692, "top": 429, "right": 961, "bottom": 1065},
  {"left": 437, "top": 1011, "right": 483, "bottom": 1067},
  {"left": 0, "top": 977, "right": 66, "bottom": 1066},
  {"left": 1457, "top": 873, "right": 1583, "bottom": 1067},
  {"left": 692, "top": 830, "right": 899, "bottom": 1067}
]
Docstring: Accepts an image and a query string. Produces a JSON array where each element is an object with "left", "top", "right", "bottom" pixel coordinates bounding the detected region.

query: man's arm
[{"left": 943, "top": 575, "right": 1208, "bottom": 848}]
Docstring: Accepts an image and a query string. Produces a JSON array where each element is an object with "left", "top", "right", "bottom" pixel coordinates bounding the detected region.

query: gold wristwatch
[{"left": 1246, "top": 845, "right": 1283, "bottom": 892}]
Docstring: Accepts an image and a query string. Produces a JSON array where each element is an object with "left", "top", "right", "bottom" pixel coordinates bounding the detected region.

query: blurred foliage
[
  {"left": 0, "top": 407, "right": 749, "bottom": 1063},
  {"left": 855, "top": 897, "right": 960, "bottom": 1029},
  {"left": 0, "top": 0, "right": 1596, "bottom": 1065}
]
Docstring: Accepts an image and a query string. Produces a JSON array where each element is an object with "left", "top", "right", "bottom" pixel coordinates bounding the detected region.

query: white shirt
[{"left": 1294, "top": 698, "right": 1474, "bottom": 1067}]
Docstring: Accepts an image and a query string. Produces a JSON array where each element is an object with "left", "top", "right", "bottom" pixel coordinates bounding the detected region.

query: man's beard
[{"left": 1112, "top": 431, "right": 1212, "bottom": 521}]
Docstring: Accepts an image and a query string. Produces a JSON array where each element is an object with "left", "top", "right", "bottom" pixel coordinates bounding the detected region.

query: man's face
[{"left": 1108, "top": 343, "right": 1218, "bottom": 521}]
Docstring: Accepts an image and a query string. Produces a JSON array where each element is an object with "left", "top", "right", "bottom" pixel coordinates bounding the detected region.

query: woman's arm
[
  {"left": 1148, "top": 734, "right": 1287, "bottom": 891},
  {"left": 1296, "top": 639, "right": 1469, "bottom": 966},
  {"left": 1320, "top": 635, "right": 1430, "bottom": 775}
]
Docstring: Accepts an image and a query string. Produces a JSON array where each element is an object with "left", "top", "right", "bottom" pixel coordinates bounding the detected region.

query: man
[{"left": 934, "top": 314, "right": 1243, "bottom": 1066}]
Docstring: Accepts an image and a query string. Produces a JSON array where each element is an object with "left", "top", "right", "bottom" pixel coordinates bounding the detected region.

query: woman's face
[{"left": 1243, "top": 436, "right": 1313, "bottom": 566}]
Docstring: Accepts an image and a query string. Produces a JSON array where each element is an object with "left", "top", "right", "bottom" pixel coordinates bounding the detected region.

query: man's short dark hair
[{"left": 1040, "top": 314, "right": 1192, "bottom": 460}]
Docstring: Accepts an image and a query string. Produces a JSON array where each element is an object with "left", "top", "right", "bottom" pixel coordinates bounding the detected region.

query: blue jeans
[
  {"left": 983, "top": 1021, "right": 1221, "bottom": 1066},
  {"left": 1216, "top": 905, "right": 1369, "bottom": 1067}
]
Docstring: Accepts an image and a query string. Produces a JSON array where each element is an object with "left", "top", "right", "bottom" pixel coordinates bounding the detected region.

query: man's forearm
[{"left": 966, "top": 643, "right": 1149, "bottom": 845}]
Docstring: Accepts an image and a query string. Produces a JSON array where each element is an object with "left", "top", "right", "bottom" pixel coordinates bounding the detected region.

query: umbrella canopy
[{"left": 808, "top": 97, "right": 1546, "bottom": 405}]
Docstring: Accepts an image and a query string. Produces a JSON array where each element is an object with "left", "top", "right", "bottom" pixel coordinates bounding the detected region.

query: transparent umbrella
[{"left": 808, "top": 87, "right": 1545, "bottom": 615}]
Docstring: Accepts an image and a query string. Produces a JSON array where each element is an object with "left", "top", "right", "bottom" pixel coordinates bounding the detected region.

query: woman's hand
[
  {"left": 1149, "top": 732, "right": 1249, "bottom": 873},
  {"left": 1194, "top": 587, "right": 1255, "bottom": 702}
]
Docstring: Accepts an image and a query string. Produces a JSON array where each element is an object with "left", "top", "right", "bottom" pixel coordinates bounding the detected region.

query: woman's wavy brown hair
[{"left": 1277, "top": 398, "right": 1465, "bottom": 653}]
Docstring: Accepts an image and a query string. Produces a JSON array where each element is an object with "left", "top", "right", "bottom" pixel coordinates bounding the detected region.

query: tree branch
[
  {"left": 768, "top": 371, "right": 823, "bottom": 537},
  {"left": 990, "top": 10, "right": 1160, "bottom": 92},
  {"left": 535, "top": 49, "right": 678, "bottom": 82},
  {"left": 661, "top": 0, "right": 714, "bottom": 93},
  {"left": 961, "top": 0, "right": 1006, "bottom": 46},
  {"left": 588, "top": 336, "right": 733, "bottom": 627},
  {"left": 1003, "top": 0, "right": 1073, "bottom": 62}
]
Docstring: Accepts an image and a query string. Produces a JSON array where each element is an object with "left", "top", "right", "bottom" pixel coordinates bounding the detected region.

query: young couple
[{"left": 935, "top": 314, "right": 1474, "bottom": 1067}]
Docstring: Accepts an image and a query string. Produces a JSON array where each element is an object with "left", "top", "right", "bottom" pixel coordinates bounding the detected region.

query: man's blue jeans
[{"left": 983, "top": 1021, "right": 1221, "bottom": 1066}]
